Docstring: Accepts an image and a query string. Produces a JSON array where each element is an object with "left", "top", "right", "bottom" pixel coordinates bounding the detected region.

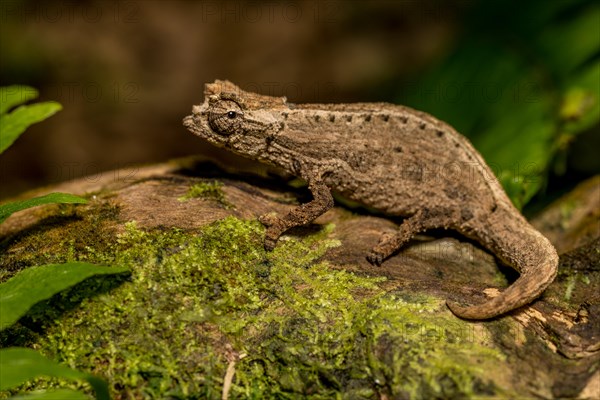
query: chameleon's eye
[{"left": 208, "top": 99, "right": 244, "bottom": 136}]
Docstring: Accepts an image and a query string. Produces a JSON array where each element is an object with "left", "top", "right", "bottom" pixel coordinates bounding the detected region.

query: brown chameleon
[{"left": 183, "top": 80, "right": 558, "bottom": 320}]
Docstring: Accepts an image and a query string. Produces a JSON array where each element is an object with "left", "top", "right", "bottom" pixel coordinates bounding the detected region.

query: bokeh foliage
[{"left": 401, "top": 0, "right": 599, "bottom": 209}]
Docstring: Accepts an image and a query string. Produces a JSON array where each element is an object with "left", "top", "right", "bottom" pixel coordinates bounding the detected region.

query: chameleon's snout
[
  {"left": 182, "top": 115, "right": 195, "bottom": 129},
  {"left": 191, "top": 104, "right": 206, "bottom": 115},
  {"left": 183, "top": 104, "right": 209, "bottom": 128}
]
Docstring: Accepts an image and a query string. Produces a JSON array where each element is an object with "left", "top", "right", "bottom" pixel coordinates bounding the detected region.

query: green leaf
[
  {"left": 0, "top": 101, "right": 62, "bottom": 154},
  {"left": 0, "top": 192, "right": 87, "bottom": 225},
  {"left": 0, "top": 85, "right": 39, "bottom": 115},
  {"left": 0, "top": 348, "right": 108, "bottom": 400},
  {"left": 0, "top": 262, "right": 129, "bottom": 330},
  {"left": 560, "top": 61, "right": 600, "bottom": 133},
  {"left": 536, "top": 3, "right": 600, "bottom": 76},
  {"left": 9, "top": 388, "right": 90, "bottom": 400}
]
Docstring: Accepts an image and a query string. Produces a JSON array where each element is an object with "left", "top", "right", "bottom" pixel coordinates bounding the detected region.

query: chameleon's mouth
[
  {"left": 182, "top": 109, "right": 208, "bottom": 136},
  {"left": 183, "top": 103, "right": 210, "bottom": 130},
  {"left": 183, "top": 106, "right": 227, "bottom": 145},
  {"left": 182, "top": 115, "right": 195, "bottom": 129}
]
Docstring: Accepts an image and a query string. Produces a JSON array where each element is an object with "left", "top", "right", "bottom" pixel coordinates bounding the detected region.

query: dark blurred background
[{"left": 1, "top": 0, "right": 598, "bottom": 211}]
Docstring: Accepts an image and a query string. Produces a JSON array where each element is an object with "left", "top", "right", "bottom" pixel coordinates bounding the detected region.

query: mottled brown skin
[{"left": 183, "top": 80, "right": 559, "bottom": 320}]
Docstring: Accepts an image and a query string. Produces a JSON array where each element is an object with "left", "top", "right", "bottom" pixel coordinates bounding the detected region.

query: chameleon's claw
[
  {"left": 367, "top": 230, "right": 399, "bottom": 266},
  {"left": 264, "top": 235, "right": 278, "bottom": 251},
  {"left": 259, "top": 214, "right": 282, "bottom": 251},
  {"left": 366, "top": 252, "right": 384, "bottom": 266}
]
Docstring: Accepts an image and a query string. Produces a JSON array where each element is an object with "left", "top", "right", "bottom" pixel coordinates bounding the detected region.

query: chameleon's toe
[
  {"left": 264, "top": 236, "right": 278, "bottom": 251},
  {"left": 366, "top": 251, "right": 384, "bottom": 266}
]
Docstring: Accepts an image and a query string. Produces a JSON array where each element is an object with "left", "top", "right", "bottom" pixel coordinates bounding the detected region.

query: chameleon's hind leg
[{"left": 366, "top": 209, "right": 454, "bottom": 266}]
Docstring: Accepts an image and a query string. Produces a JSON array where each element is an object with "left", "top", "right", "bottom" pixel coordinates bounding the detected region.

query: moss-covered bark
[{"left": 1, "top": 158, "right": 598, "bottom": 399}]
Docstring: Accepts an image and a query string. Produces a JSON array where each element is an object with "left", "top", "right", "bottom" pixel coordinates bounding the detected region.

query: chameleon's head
[{"left": 183, "top": 80, "right": 289, "bottom": 158}]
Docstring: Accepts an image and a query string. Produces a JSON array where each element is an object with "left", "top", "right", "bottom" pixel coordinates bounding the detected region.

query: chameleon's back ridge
[{"left": 183, "top": 80, "right": 559, "bottom": 320}]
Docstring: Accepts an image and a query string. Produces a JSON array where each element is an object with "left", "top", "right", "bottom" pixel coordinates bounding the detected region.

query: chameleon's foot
[
  {"left": 259, "top": 213, "right": 283, "bottom": 251},
  {"left": 366, "top": 231, "right": 397, "bottom": 266},
  {"left": 264, "top": 235, "right": 278, "bottom": 251},
  {"left": 366, "top": 251, "right": 384, "bottom": 266},
  {"left": 258, "top": 213, "right": 278, "bottom": 227}
]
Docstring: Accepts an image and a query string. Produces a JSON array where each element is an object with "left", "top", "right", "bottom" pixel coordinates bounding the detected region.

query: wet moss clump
[
  {"left": 178, "top": 180, "right": 232, "bottom": 208},
  {"left": 12, "top": 217, "right": 506, "bottom": 399}
]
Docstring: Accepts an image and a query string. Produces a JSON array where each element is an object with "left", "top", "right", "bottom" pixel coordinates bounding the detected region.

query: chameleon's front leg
[{"left": 259, "top": 180, "right": 334, "bottom": 250}]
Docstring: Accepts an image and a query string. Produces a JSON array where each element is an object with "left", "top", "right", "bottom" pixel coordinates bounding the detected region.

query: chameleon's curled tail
[{"left": 446, "top": 205, "right": 559, "bottom": 320}]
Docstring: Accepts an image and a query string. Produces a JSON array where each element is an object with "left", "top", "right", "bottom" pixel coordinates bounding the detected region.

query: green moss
[
  {"left": 0, "top": 200, "right": 120, "bottom": 282},
  {"left": 9, "top": 217, "right": 506, "bottom": 399},
  {"left": 178, "top": 180, "right": 231, "bottom": 208},
  {"left": 564, "top": 272, "right": 593, "bottom": 303}
]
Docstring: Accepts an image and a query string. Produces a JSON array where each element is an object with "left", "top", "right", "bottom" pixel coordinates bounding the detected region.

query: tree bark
[{"left": 1, "top": 157, "right": 598, "bottom": 399}]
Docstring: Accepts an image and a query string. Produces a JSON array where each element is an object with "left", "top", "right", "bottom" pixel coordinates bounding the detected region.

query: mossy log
[{"left": 1, "top": 157, "right": 598, "bottom": 399}]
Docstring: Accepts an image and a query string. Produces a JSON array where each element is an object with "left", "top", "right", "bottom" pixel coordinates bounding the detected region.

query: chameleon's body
[{"left": 183, "top": 80, "right": 558, "bottom": 320}]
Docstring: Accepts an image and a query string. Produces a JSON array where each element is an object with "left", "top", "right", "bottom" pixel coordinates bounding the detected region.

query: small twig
[{"left": 222, "top": 350, "right": 247, "bottom": 400}]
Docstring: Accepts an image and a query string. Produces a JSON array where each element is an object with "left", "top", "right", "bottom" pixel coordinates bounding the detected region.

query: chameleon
[{"left": 183, "top": 80, "right": 559, "bottom": 320}]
